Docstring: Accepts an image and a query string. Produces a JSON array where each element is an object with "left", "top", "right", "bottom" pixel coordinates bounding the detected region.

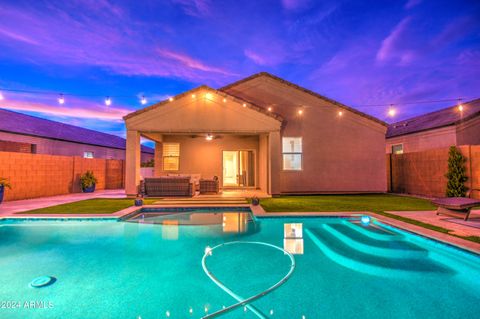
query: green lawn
[
  {"left": 259, "top": 194, "right": 436, "bottom": 212},
  {"left": 18, "top": 198, "right": 157, "bottom": 215}
]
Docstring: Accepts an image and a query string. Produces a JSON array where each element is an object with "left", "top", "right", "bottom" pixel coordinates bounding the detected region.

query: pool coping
[{"left": 4, "top": 203, "right": 479, "bottom": 254}]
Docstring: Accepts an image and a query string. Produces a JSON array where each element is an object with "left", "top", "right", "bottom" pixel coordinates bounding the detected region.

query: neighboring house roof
[
  {"left": 123, "top": 85, "right": 284, "bottom": 122},
  {"left": 0, "top": 108, "right": 154, "bottom": 154},
  {"left": 386, "top": 98, "right": 480, "bottom": 138},
  {"left": 220, "top": 72, "right": 387, "bottom": 127}
]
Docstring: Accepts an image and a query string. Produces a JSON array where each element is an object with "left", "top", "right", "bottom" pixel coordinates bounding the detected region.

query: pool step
[
  {"left": 342, "top": 220, "right": 402, "bottom": 241},
  {"left": 323, "top": 223, "right": 427, "bottom": 259},
  {"left": 305, "top": 227, "right": 453, "bottom": 278}
]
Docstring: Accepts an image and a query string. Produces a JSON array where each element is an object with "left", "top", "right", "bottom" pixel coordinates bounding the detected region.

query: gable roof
[
  {"left": 220, "top": 72, "right": 387, "bottom": 127},
  {"left": 386, "top": 98, "right": 480, "bottom": 138},
  {"left": 0, "top": 108, "right": 154, "bottom": 154},
  {"left": 123, "top": 85, "right": 284, "bottom": 122}
]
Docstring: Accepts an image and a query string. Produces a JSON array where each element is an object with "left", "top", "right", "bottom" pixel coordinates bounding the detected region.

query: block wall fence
[
  {"left": 387, "top": 145, "right": 480, "bottom": 199},
  {"left": 0, "top": 151, "right": 124, "bottom": 201}
]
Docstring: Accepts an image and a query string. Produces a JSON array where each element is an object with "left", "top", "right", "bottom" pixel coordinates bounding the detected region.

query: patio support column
[
  {"left": 259, "top": 134, "right": 268, "bottom": 193},
  {"left": 154, "top": 138, "right": 163, "bottom": 177},
  {"left": 125, "top": 130, "right": 141, "bottom": 197},
  {"left": 268, "top": 131, "right": 281, "bottom": 195}
]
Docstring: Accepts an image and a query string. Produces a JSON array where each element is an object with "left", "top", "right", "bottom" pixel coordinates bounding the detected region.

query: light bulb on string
[
  {"left": 141, "top": 96, "right": 147, "bottom": 105},
  {"left": 105, "top": 97, "right": 112, "bottom": 106},
  {"left": 388, "top": 104, "right": 396, "bottom": 117},
  {"left": 457, "top": 98, "right": 463, "bottom": 112},
  {"left": 58, "top": 94, "right": 65, "bottom": 105}
]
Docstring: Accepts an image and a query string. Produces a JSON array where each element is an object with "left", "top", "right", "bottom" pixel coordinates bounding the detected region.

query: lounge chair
[{"left": 432, "top": 197, "right": 480, "bottom": 221}]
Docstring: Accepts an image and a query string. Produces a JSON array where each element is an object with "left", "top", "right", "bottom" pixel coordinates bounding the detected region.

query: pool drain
[
  {"left": 201, "top": 241, "right": 295, "bottom": 319},
  {"left": 30, "top": 276, "right": 56, "bottom": 288}
]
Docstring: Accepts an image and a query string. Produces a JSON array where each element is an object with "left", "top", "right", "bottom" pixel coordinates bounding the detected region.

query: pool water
[{"left": 0, "top": 210, "right": 479, "bottom": 319}]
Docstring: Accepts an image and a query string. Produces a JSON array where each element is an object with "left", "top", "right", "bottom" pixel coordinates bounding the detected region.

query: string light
[
  {"left": 58, "top": 94, "right": 65, "bottom": 105},
  {"left": 267, "top": 107, "right": 272, "bottom": 112},
  {"left": 338, "top": 111, "right": 343, "bottom": 116},
  {"left": 388, "top": 104, "right": 396, "bottom": 117},
  {"left": 191, "top": 94, "right": 196, "bottom": 98},
  {"left": 105, "top": 97, "right": 112, "bottom": 106},
  {"left": 242, "top": 103, "right": 247, "bottom": 108},
  {"left": 140, "top": 96, "right": 147, "bottom": 105},
  {"left": 223, "top": 98, "right": 227, "bottom": 103},
  {"left": 169, "top": 97, "right": 174, "bottom": 102},
  {"left": 205, "top": 93, "right": 213, "bottom": 99},
  {"left": 298, "top": 109, "right": 303, "bottom": 115},
  {"left": 457, "top": 98, "right": 463, "bottom": 112}
]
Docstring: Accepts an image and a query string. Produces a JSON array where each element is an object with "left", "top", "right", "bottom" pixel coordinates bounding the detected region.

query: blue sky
[{"left": 0, "top": 0, "right": 479, "bottom": 140}]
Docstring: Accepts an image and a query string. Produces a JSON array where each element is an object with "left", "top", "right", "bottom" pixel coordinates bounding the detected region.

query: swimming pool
[{"left": 1, "top": 208, "right": 479, "bottom": 318}]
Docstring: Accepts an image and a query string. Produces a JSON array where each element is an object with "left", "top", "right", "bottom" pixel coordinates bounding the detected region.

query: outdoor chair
[
  {"left": 199, "top": 177, "right": 219, "bottom": 194},
  {"left": 431, "top": 197, "right": 480, "bottom": 221}
]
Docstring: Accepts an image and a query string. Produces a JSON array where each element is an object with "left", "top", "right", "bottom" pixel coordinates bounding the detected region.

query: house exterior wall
[
  {"left": 0, "top": 131, "right": 153, "bottom": 162},
  {"left": 456, "top": 116, "right": 480, "bottom": 146},
  {"left": 223, "top": 76, "right": 387, "bottom": 193},
  {"left": 159, "top": 135, "right": 260, "bottom": 188},
  {"left": 386, "top": 126, "right": 457, "bottom": 154}
]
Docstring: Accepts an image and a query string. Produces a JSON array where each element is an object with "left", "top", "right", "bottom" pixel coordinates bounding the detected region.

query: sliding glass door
[{"left": 222, "top": 150, "right": 255, "bottom": 187}]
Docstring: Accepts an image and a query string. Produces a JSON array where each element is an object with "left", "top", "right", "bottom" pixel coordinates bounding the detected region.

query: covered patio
[{"left": 123, "top": 86, "right": 283, "bottom": 197}]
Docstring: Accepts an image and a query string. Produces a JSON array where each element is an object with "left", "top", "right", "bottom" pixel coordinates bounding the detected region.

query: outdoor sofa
[{"left": 142, "top": 176, "right": 195, "bottom": 197}]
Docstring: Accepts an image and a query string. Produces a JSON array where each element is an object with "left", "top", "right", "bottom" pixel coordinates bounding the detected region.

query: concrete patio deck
[
  {"left": 385, "top": 210, "right": 480, "bottom": 237},
  {"left": 0, "top": 189, "right": 126, "bottom": 216}
]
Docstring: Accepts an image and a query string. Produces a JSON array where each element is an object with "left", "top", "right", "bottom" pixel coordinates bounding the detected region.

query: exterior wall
[
  {"left": 159, "top": 135, "right": 260, "bottom": 188},
  {"left": 0, "top": 151, "right": 124, "bottom": 201},
  {"left": 386, "top": 126, "right": 457, "bottom": 154},
  {"left": 224, "top": 76, "right": 387, "bottom": 193},
  {"left": 457, "top": 116, "right": 480, "bottom": 146},
  {"left": 389, "top": 145, "right": 480, "bottom": 199},
  {"left": 0, "top": 140, "right": 33, "bottom": 153},
  {"left": 0, "top": 131, "right": 153, "bottom": 162}
]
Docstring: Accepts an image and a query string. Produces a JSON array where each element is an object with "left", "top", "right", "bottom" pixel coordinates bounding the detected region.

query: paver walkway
[
  {"left": 386, "top": 210, "right": 480, "bottom": 237},
  {"left": 0, "top": 189, "right": 125, "bottom": 216}
]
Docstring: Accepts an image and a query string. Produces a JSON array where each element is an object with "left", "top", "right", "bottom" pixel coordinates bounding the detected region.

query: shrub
[
  {"left": 141, "top": 159, "right": 155, "bottom": 167},
  {"left": 80, "top": 171, "right": 98, "bottom": 189},
  {"left": 445, "top": 146, "right": 468, "bottom": 197},
  {"left": 0, "top": 177, "right": 11, "bottom": 189}
]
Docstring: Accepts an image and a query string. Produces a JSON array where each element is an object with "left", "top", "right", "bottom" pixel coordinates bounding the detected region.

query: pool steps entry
[{"left": 306, "top": 220, "right": 454, "bottom": 278}]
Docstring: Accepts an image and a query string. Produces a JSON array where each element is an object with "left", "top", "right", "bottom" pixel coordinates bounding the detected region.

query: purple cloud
[
  {"left": 0, "top": 1, "right": 233, "bottom": 82},
  {"left": 376, "top": 17, "right": 416, "bottom": 65}
]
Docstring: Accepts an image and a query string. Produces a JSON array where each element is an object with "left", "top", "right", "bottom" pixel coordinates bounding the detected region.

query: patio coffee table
[{"left": 432, "top": 197, "right": 480, "bottom": 221}]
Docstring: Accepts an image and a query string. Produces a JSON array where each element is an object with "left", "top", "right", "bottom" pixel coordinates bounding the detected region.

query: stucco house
[
  {"left": 0, "top": 108, "right": 154, "bottom": 161},
  {"left": 124, "top": 72, "right": 388, "bottom": 196},
  {"left": 386, "top": 98, "right": 480, "bottom": 154}
]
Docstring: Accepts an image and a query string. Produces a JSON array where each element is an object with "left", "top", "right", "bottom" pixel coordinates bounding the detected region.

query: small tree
[{"left": 445, "top": 146, "right": 468, "bottom": 197}]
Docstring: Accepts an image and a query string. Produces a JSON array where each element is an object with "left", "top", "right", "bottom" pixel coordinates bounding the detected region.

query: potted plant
[
  {"left": 0, "top": 177, "right": 12, "bottom": 204},
  {"left": 80, "top": 171, "right": 97, "bottom": 193}
]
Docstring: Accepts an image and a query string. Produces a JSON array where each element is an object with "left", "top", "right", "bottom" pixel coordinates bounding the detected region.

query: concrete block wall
[
  {"left": 389, "top": 145, "right": 480, "bottom": 199},
  {"left": 0, "top": 151, "right": 124, "bottom": 201}
]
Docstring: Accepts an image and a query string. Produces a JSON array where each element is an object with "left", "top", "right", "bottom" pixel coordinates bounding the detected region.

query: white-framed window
[
  {"left": 282, "top": 137, "right": 302, "bottom": 170},
  {"left": 83, "top": 151, "right": 94, "bottom": 158},
  {"left": 392, "top": 144, "right": 403, "bottom": 154},
  {"left": 163, "top": 143, "right": 180, "bottom": 171}
]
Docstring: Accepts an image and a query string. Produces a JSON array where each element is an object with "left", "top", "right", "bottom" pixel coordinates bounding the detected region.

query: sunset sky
[{"left": 0, "top": 0, "right": 479, "bottom": 140}]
